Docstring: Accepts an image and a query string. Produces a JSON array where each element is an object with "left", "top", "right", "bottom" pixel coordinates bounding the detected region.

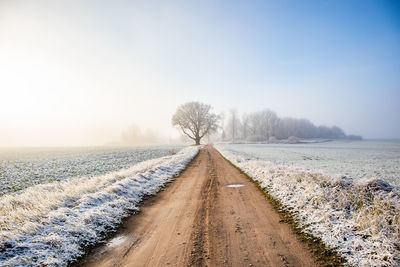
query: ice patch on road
[
  {"left": 225, "top": 184, "right": 245, "bottom": 188},
  {"left": 106, "top": 235, "right": 128, "bottom": 248}
]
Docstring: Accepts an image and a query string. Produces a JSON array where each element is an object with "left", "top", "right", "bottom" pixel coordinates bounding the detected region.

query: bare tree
[
  {"left": 220, "top": 111, "right": 226, "bottom": 141},
  {"left": 259, "top": 109, "right": 278, "bottom": 140},
  {"left": 248, "top": 112, "right": 261, "bottom": 137},
  {"left": 226, "top": 109, "right": 240, "bottom": 143},
  {"left": 172, "top": 101, "right": 219, "bottom": 145},
  {"left": 241, "top": 113, "right": 249, "bottom": 141}
]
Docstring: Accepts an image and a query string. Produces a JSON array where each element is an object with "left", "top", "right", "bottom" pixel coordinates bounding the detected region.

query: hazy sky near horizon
[{"left": 1, "top": 0, "right": 399, "bottom": 146}]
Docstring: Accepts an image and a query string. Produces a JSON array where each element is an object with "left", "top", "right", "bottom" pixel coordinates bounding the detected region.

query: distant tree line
[
  {"left": 222, "top": 108, "right": 362, "bottom": 143},
  {"left": 171, "top": 101, "right": 363, "bottom": 145}
]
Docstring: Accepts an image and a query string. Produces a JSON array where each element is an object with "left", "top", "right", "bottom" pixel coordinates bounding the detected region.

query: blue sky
[{"left": 0, "top": 0, "right": 399, "bottom": 145}]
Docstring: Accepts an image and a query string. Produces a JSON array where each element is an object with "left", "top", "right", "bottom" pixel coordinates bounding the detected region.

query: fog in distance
[{"left": 1, "top": 1, "right": 399, "bottom": 146}]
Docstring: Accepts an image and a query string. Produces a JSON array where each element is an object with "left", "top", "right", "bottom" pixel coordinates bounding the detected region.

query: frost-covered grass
[
  {"left": 216, "top": 145, "right": 400, "bottom": 267},
  {"left": 0, "top": 146, "right": 182, "bottom": 196},
  {"left": 0, "top": 146, "right": 199, "bottom": 266},
  {"left": 219, "top": 141, "right": 400, "bottom": 186}
]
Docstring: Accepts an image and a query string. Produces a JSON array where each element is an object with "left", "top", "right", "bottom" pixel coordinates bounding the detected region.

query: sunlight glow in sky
[{"left": 1, "top": 0, "right": 399, "bottom": 146}]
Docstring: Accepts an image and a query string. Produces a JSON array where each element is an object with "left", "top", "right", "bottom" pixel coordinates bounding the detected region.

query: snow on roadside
[
  {"left": 216, "top": 145, "right": 400, "bottom": 267},
  {"left": 0, "top": 146, "right": 199, "bottom": 266}
]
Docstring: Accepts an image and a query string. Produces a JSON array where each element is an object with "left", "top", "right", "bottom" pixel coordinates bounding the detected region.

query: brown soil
[{"left": 78, "top": 146, "right": 318, "bottom": 267}]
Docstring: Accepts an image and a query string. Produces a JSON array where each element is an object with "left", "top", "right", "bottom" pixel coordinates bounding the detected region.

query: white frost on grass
[
  {"left": 218, "top": 141, "right": 400, "bottom": 186},
  {"left": 216, "top": 146, "right": 400, "bottom": 267},
  {"left": 0, "top": 146, "right": 199, "bottom": 266}
]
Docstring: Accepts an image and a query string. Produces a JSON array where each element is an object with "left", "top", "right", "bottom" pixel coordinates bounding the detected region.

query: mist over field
[{"left": 0, "top": 0, "right": 399, "bottom": 147}]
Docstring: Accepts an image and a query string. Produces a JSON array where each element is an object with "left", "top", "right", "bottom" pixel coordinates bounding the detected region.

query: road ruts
[{"left": 78, "top": 146, "right": 318, "bottom": 267}]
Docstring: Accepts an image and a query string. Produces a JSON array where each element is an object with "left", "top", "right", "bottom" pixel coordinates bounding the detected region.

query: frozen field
[
  {"left": 0, "top": 146, "right": 199, "bottom": 266},
  {"left": 218, "top": 140, "right": 400, "bottom": 186},
  {"left": 0, "top": 146, "right": 182, "bottom": 196},
  {"left": 216, "top": 141, "right": 400, "bottom": 266}
]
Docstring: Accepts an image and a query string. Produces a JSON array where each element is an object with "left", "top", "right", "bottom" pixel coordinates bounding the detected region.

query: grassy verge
[{"left": 217, "top": 150, "right": 347, "bottom": 267}]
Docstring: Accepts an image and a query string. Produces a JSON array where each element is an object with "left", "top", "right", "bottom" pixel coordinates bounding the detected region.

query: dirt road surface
[{"left": 79, "top": 146, "right": 317, "bottom": 267}]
